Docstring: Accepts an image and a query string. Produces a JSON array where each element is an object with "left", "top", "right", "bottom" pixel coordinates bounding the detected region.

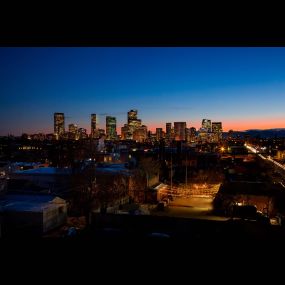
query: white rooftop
[{"left": 0, "top": 194, "right": 65, "bottom": 212}]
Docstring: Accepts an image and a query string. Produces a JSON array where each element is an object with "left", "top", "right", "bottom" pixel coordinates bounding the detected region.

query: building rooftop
[
  {"left": 96, "top": 163, "right": 132, "bottom": 176},
  {"left": 14, "top": 167, "right": 71, "bottom": 175},
  {"left": 0, "top": 194, "right": 65, "bottom": 212}
]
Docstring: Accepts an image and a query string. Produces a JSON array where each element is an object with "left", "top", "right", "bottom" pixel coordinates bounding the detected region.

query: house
[
  {"left": 0, "top": 193, "right": 67, "bottom": 236},
  {"left": 213, "top": 181, "right": 285, "bottom": 217},
  {"left": 9, "top": 167, "right": 72, "bottom": 195}
]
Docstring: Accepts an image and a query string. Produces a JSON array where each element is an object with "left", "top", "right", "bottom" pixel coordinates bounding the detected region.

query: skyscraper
[
  {"left": 68, "top": 123, "right": 78, "bottom": 140},
  {"left": 128, "top": 109, "right": 137, "bottom": 124},
  {"left": 212, "top": 122, "right": 223, "bottom": 142},
  {"left": 54, "top": 113, "right": 65, "bottom": 140},
  {"left": 106, "top": 116, "right": 117, "bottom": 140},
  {"left": 190, "top": 127, "right": 196, "bottom": 142},
  {"left": 202, "top": 119, "right": 211, "bottom": 132},
  {"left": 174, "top": 122, "right": 186, "bottom": 141},
  {"left": 133, "top": 125, "right": 148, "bottom": 142},
  {"left": 156, "top": 128, "right": 163, "bottom": 141},
  {"left": 121, "top": 124, "right": 133, "bottom": 140},
  {"left": 212, "top": 122, "right": 222, "bottom": 133},
  {"left": 166, "top": 123, "right": 172, "bottom": 139},
  {"left": 127, "top": 109, "right": 141, "bottom": 139},
  {"left": 91, "top": 114, "right": 98, "bottom": 139},
  {"left": 78, "top": 128, "right": 88, "bottom": 139},
  {"left": 68, "top": 123, "right": 77, "bottom": 133}
]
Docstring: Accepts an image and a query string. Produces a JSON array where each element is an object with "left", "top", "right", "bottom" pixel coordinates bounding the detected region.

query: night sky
[{"left": 1, "top": 47, "right": 285, "bottom": 135}]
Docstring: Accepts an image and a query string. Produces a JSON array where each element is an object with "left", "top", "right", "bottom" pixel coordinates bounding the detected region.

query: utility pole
[
  {"left": 185, "top": 151, "right": 188, "bottom": 191},
  {"left": 170, "top": 150, "right": 173, "bottom": 192}
]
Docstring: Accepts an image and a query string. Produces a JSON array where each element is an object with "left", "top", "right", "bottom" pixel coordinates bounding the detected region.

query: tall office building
[
  {"left": 133, "top": 125, "right": 148, "bottom": 142},
  {"left": 91, "top": 114, "right": 99, "bottom": 139},
  {"left": 185, "top": 128, "right": 190, "bottom": 142},
  {"left": 106, "top": 116, "right": 117, "bottom": 140},
  {"left": 121, "top": 124, "right": 133, "bottom": 140},
  {"left": 78, "top": 128, "right": 88, "bottom": 139},
  {"left": 156, "top": 128, "right": 163, "bottom": 141},
  {"left": 190, "top": 127, "right": 196, "bottom": 142},
  {"left": 54, "top": 113, "right": 65, "bottom": 140},
  {"left": 121, "top": 124, "right": 129, "bottom": 140},
  {"left": 68, "top": 124, "right": 77, "bottom": 133},
  {"left": 202, "top": 119, "right": 211, "bottom": 132},
  {"left": 166, "top": 123, "right": 172, "bottom": 139},
  {"left": 127, "top": 109, "right": 141, "bottom": 138},
  {"left": 212, "top": 122, "right": 223, "bottom": 142},
  {"left": 174, "top": 122, "right": 186, "bottom": 141},
  {"left": 98, "top": 129, "right": 106, "bottom": 137},
  {"left": 68, "top": 124, "right": 78, "bottom": 140},
  {"left": 128, "top": 110, "right": 138, "bottom": 124},
  {"left": 190, "top": 127, "right": 196, "bottom": 136},
  {"left": 212, "top": 122, "right": 222, "bottom": 133}
]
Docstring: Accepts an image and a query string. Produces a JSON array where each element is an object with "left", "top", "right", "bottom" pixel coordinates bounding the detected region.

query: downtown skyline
[{"left": 1, "top": 47, "right": 285, "bottom": 135}]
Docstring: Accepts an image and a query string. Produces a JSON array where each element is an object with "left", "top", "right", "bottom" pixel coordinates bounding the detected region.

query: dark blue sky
[{"left": 1, "top": 47, "right": 285, "bottom": 135}]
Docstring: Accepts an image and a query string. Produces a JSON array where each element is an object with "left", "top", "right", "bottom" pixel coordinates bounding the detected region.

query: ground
[
  {"left": 152, "top": 195, "right": 228, "bottom": 221},
  {"left": 43, "top": 216, "right": 86, "bottom": 238}
]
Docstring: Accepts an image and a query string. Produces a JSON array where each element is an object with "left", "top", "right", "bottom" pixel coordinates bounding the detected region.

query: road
[
  {"left": 245, "top": 144, "right": 285, "bottom": 177},
  {"left": 152, "top": 195, "right": 228, "bottom": 221}
]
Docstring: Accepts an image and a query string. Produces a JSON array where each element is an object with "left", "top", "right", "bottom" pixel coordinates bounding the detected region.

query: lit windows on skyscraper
[
  {"left": 174, "top": 122, "right": 186, "bottom": 141},
  {"left": 156, "top": 128, "right": 163, "bottom": 141},
  {"left": 91, "top": 114, "right": 99, "bottom": 139},
  {"left": 202, "top": 119, "right": 211, "bottom": 132},
  {"left": 98, "top": 129, "right": 105, "bottom": 137},
  {"left": 133, "top": 125, "right": 147, "bottom": 142},
  {"left": 190, "top": 127, "right": 196, "bottom": 137},
  {"left": 121, "top": 124, "right": 129, "bottom": 140},
  {"left": 127, "top": 109, "right": 141, "bottom": 138},
  {"left": 212, "top": 122, "right": 223, "bottom": 142},
  {"left": 68, "top": 124, "right": 78, "bottom": 140},
  {"left": 78, "top": 128, "right": 88, "bottom": 139},
  {"left": 106, "top": 116, "right": 117, "bottom": 140},
  {"left": 212, "top": 122, "right": 222, "bottom": 133},
  {"left": 128, "top": 109, "right": 137, "bottom": 124},
  {"left": 166, "top": 123, "right": 172, "bottom": 139},
  {"left": 54, "top": 113, "right": 65, "bottom": 140}
]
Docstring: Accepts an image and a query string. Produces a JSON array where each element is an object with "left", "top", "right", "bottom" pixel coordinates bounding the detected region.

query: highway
[{"left": 245, "top": 144, "right": 285, "bottom": 172}]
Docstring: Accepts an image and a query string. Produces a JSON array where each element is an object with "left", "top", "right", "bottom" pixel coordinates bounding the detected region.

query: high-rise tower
[
  {"left": 54, "top": 113, "right": 65, "bottom": 140},
  {"left": 106, "top": 116, "right": 117, "bottom": 140},
  {"left": 91, "top": 114, "right": 98, "bottom": 138}
]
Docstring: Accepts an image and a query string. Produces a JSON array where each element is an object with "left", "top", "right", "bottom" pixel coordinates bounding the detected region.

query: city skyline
[{"left": 1, "top": 47, "right": 285, "bottom": 135}]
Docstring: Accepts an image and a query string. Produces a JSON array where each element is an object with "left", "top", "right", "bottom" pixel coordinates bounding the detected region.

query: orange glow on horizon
[
  {"left": 222, "top": 119, "right": 285, "bottom": 132},
  {"left": 21, "top": 118, "right": 285, "bottom": 136},
  {"left": 136, "top": 118, "right": 285, "bottom": 133}
]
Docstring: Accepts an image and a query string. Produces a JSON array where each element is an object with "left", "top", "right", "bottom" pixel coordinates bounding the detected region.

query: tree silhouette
[
  {"left": 130, "top": 157, "right": 160, "bottom": 202},
  {"left": 137, "top": 157, "right": 160, "bottom": 188},
  {"left": 69, "top": 162, "right": 97, "bottom": 224}
]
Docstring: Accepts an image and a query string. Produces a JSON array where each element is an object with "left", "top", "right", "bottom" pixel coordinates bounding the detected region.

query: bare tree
[
  {"left": 130, "top": 157, "right": 160, "bottom": 203},
  {"left": 137, "top": 157, "right": 160, "bottom": 188},
  {"left": 129, "top": 169, "right": 146, "bottom": 203},
  {"left": 69, "top": 162, "right": 97, "bottom": 224}
]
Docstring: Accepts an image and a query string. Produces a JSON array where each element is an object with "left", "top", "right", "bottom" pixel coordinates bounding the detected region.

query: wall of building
[{"left": 43, "top": 204, "right": 67, "bottom": 233}]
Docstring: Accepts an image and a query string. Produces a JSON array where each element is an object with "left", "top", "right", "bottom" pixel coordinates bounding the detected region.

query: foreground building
[
  {"left": 0, "top": 194, "right": 67, "bottom": 236},
  {"left": 213, "top": 181, "right": 285, "bottom": 218}
]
